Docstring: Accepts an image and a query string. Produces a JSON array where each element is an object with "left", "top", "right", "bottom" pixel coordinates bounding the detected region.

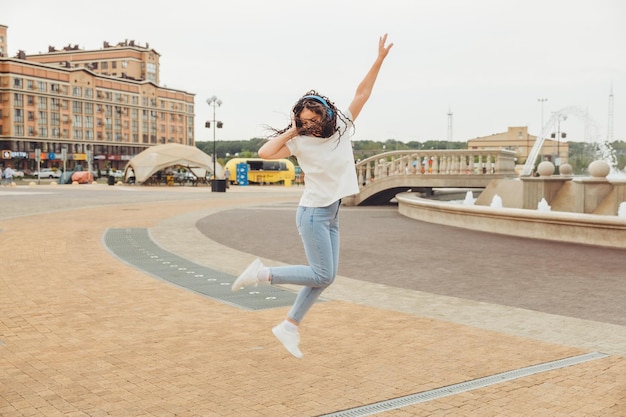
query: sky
[{"left": 4, "top": 0, "right": 625, "bottom": 143}]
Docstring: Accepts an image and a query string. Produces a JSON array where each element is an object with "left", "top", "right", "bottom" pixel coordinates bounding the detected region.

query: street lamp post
[
  {"left": 552, "top": 113, "right": 567, "bottom": 174},
  {"left": 206, "top": 96, "right": 223, "bottom": 191}
]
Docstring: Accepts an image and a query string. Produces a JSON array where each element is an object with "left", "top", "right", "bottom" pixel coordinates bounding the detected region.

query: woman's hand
[
  {"left": 258, "top": 115, "right": 298, "bottom": 159},
  {"left": 378, "top": 33, "right": 394, "bottom": 61}
]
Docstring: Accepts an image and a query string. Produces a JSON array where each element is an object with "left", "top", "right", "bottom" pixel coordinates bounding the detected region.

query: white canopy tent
[{"left": 123, "top": 143, "right": 223, "bottom": 183}]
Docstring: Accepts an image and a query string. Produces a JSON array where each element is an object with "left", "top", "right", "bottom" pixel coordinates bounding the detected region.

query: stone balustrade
[{"left": 355, "top": 149, "right": 517, "bottom": 186}]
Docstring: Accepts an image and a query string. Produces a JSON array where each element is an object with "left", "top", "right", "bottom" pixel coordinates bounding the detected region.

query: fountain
[
  {"left": 396, "top": 159, "right": 626, "bottom": 249},
  {"left": 490, "top": 194, "right": 502, "bottom": 208},
  {"left": 537, "top": 198, "right": 551, "bottom": 212},
  {"left": 463, "top": 191, "right": 475, "bottom": 206},
  {"left": 521, "top": 106, "right": 620, "bottom": 177}
]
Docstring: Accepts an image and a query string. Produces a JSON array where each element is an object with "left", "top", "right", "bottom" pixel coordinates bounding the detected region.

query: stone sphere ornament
[
  {"left": 559, "top": 163, "right": 573, "bottom": 176},
  {"left": 537, "top": 161, "right": 555, "bottom": 177},
  {"left": 588, "top": 160, "right": 610, "bottom": 178}
]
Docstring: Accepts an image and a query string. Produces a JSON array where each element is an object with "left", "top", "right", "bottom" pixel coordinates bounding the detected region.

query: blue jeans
[{"left": 269, "top": 200, "right": 341, "bottom": 323}]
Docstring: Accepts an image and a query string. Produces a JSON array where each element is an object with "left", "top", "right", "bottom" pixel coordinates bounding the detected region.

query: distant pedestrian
[
  {"left": 232, "top": 34, "right": 393, "bottom": 358},
  {"left": 3, "top": 166, "right": 14, "bottom": 186}
]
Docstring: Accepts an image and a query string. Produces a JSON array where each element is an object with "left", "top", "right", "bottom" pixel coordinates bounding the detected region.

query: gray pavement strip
[
  {"left": 103, "top": 228, "right": 298, "bottom": 310},
  {"left": 319, "top": 351, "right": 609, "bottom": 417}
]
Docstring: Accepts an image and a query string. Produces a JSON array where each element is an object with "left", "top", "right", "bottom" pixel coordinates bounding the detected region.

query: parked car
[
  {"left": 104, "top": 170, "right": 125, "bottom": 178},
  {"left": 35, "top": 168, "right": 62, "bottom": 179},
  {"left": 174, "top": 171, "right": 197, "bottom": 183},
  {"left": 11, "top": 170, "right": 25, "bottom": 178}
]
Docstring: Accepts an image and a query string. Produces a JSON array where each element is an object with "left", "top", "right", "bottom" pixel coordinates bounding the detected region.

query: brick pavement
[{"left": 0, "top": 184, "right": 624, "bottom": 416}]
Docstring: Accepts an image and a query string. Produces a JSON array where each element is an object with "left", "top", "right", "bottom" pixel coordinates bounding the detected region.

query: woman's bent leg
[{"left": 270, "top": 202, "right": 341, "bottom": 323}]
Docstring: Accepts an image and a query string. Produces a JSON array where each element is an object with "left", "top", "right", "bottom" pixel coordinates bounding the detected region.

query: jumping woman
[{"left": 232, "top": 34, "right": 393, "bottom": 358}]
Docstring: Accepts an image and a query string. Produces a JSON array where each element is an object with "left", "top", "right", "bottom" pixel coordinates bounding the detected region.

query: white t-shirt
[{"left": 286, "top": 110, "right": 359, "bottom": 207}]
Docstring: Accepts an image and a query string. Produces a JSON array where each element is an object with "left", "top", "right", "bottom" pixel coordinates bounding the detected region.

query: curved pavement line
[{"left": 149, "top": 204, "right": 626, "bottom": 358}]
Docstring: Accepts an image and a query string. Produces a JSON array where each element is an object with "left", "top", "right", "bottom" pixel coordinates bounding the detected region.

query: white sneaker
[
  {"left": 272, "top": 323, "right": 303, "bottom": 359},
  {"left": 231, "top": 258, "right": 263, "bottom": 292}
]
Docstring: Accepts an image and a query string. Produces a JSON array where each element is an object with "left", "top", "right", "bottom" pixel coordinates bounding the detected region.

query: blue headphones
[{"left": 303, "top": 95, "right": 334, "bottom": 119}]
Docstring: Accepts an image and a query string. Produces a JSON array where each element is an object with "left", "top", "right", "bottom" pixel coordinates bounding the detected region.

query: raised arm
[{"left": 348, "top": 34, "right": 393, "bottom": 121}]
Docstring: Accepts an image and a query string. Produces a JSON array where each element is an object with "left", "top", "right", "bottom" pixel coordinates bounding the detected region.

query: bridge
[{"left": 343, "top": 149, "right": 518, "bottom": 206}]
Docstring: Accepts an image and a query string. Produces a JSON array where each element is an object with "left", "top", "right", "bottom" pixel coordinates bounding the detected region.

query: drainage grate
[
  {"left": 104, "top": 228, "right": 298, "bottom": 311},
  {"left": 319, "top": 351, "right": 609, "bottom": 417}
]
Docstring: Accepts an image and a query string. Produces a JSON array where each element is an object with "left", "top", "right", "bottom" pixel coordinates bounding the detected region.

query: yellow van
[{"left": 225, "top": 158, "right": 296, "bottom": 185}]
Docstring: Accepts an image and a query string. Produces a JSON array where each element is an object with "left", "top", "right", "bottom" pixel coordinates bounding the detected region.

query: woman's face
[{"left": 297, "top": 108, "right": 324, "bottom": 137}]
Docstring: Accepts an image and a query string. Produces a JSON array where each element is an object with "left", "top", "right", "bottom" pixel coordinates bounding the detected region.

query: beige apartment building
[
  {"left": 467, "top": 126, "right": 569, "bottom": 167},
  {"left": 0, "top": 24, "right": 195, "bottom": 174}
]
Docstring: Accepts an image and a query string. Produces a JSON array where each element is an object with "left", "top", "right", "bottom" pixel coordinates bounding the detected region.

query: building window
[
  {"left": 102, "top": 62, "right": 108, "bottom": 69},
  {"left": 73, "top": 129, "right": 83, "bottom": 139},
  {"left": 14, "top": 93, "right": 23, "bottom": 107},
  {"left": 38, "top": 97, "right": 47, "bottom": 110},
  {"left": 51, "top": 83, "right": 60, "bottom": 93},
  {"left": 72, "top": 86, "right": 82, "bottom": 97},
  {"left": 146, "top": 63, "right": 157, "bottom": 82},
  {"left": 51, "top": 113, "right": 60, "bottom": 126},
  {"left": 73, "top": 115, "right": 82, "bottom": 128},
  {"left": 51, "top": 98, "right": 60, "bottom": 111},
  {"left": 38, "top": 81, "right": 47, "bottom": 92},
  {"left": 14, "top": 108, "right": 24, "bottom": 123},
  {"left": 85, "top": 88, "right": 93, "bottom": 98},
  {"left": 72, "top": 101, "right": 82, "bottom": 113},
  {"left": 38, "top": 112, "right": 47, "bottom": 125},
  {"left": 84, "top": 102, "right": 93, "bottom": 114}
]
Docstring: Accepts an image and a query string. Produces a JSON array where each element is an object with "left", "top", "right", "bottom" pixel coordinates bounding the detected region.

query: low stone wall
[{"left": 396, "top": 192, "right": 626, "bottom": 249}]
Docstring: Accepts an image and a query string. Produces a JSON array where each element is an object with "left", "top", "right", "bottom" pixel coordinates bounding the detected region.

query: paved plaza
[{"left": 0, "top": 183, "right": 624, "bottom": 416}]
